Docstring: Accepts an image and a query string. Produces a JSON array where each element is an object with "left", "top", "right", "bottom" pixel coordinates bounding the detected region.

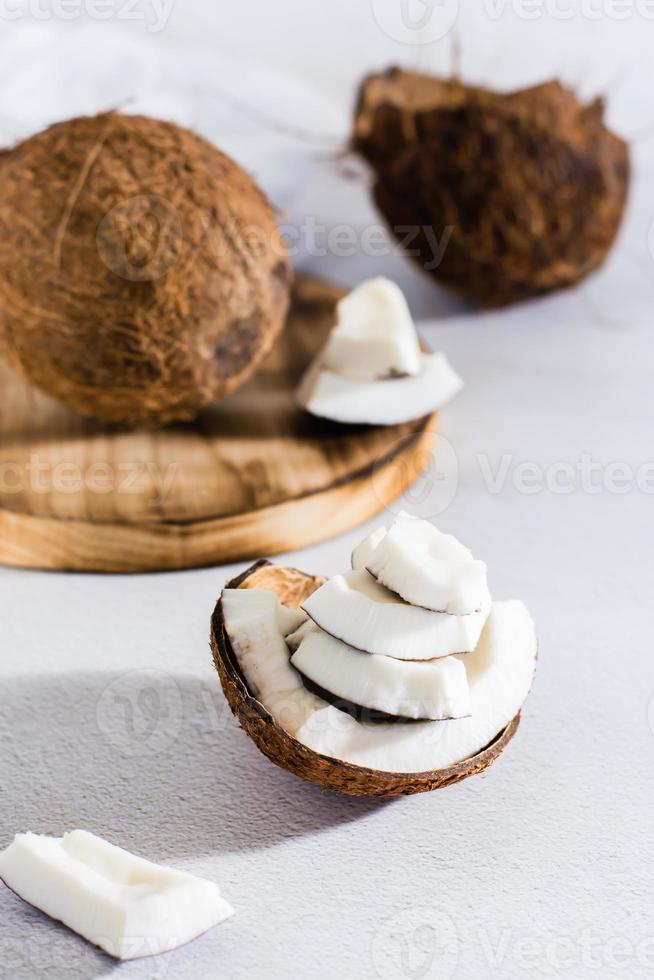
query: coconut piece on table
[
  {"left": 0, "top": 830, "right": 233, "bottom": 961},
  {"left": 365, "top": 514, "right": 488, "bottom": 615}
]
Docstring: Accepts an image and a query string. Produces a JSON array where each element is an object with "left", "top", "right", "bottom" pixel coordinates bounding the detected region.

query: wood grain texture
[
  {"left": 0, "top": 276, "right": 438, "bottom": 572},
  {"left": 211, "top": 560, "right": 521, "bottom": 797}
]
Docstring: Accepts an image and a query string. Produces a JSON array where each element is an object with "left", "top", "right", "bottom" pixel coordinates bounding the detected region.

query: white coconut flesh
[
  {"left": 298, "top": 600, "right": 536, "bottom": 772},
  {"left": 366, "top": 514, "right": 488, "bottom": 615},
  {"left": 297, "top": 351, "right": 463, "bottom": 426},
  {"left": 290, "top": 628, "right": 470, "bottom": 720},
  {"left": 222, "top": 590, "right": 536, "bottom": 773},
  {"left": 302, "top": 568, "right": 491, "bottom": 660},
  {"left": 321, "top": 277, "right": 422, "bottom": 380},
  {"left": 0, "top": 830, "right": 233, "bottom": 961},
  {"left": 285, "top": 617, "right": 315, "bottom": 652},
  {"left": 221, "top": 588, "right": 322, "bottom": 734},
  {"left": 351, "top": 522, "right": 388, "bottom": 571}
]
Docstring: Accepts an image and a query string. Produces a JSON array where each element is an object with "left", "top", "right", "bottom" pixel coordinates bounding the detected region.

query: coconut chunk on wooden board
[
  {"left": 302, "top": 568, "right": 491, "bottom": 660},
  {"left": 321, "top": 277, "right": 422, "bottom": 380},
  {"left": 296, "top": 351, "right": 462, "bottom": 426},
  {"left": 0, "top": 831, "right": 233, "bottom": 961}
]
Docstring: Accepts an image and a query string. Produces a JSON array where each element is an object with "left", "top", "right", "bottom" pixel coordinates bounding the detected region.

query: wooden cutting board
[{"left": 0, "top": 276, "right": 437, "bottom": 573}]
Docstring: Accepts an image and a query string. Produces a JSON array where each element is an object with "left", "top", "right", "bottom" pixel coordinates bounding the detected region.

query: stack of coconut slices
[{"left": 221, "top": 514, "right": 537, "bottom": 774}]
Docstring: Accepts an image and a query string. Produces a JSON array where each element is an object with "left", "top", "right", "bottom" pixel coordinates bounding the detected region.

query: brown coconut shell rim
[{"left": 210, "top": 559, "right": 521, "bottom": 797}]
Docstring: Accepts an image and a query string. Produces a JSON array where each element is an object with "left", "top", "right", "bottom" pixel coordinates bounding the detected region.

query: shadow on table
[
  {"left": 0, "top": 670, "right": 390, "bottom": 857},
  {"left": 0, "top": 670, "right": 392, "bottom": 978}
]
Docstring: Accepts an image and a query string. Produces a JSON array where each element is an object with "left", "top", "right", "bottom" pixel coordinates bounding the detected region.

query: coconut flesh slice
[
  {"left": 221, "top": 587, "right": 322, "bottom": 734},
  {"left": 297, "top": 351, "right": 463, "bottom": 426},
  {"left": 291, "top": 627, "right": 470, "bottom": 720},
  {"left": 365, "top": 514, "right": 488, "bottom": 614},
  {"left": 221, "top": 588, "right": 307, "bottom": 701},
  {"left": 296, "top": 276, "right": 463, "bottom": 425},
  {"left": 297, "top": 599, "right": 536, "bottom": 772},
  {"left": 321, "top": 277, "right": 422, "bottom": 380},
  {"left": 351, "top": 522, "right": 388, "bottom": 571},
  {"left": 302, "top": 568, "right": 491, "bottom": 660},
  {"left": 218, "top": 581, "right": 536, "bottom": 775},
  {"left": 0, "top": 830, "right": 233, "bottom": 961}
]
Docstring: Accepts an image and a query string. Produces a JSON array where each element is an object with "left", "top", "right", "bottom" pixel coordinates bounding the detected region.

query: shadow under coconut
[{"left": 0, "top": 671, "right": 389, "bottom": 859}]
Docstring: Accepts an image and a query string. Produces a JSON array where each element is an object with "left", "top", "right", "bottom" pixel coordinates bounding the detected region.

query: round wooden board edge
[{"left": 0, "top": 416, "right": 437, "bottom": 573}]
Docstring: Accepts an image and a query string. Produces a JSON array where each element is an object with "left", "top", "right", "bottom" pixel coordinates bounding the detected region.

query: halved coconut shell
[{"left": 210, "top": 560, "right": 520, "bottom": 797}]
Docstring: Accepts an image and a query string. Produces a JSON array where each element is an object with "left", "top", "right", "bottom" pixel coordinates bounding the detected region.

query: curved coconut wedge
[
  {"left": 302, "top": 569, "right": 490, "bottom": 660},
  {"left": 352, "top": 523, "right": 388, "bottom": 571},
  {"left": 297, "top": 352, "right": 462, "bottom": 426},
  {"left": 291, "top": 628, "right": 470, "bottom": 720},
  {"left": 220, "top": 585, "right": 323, "bottom": 737},
  {"left": 366, "top": 514, "right": 488, "bottom": 614},
  {"left": 210, "top": 560, "right": 537, "bottom": 797}
]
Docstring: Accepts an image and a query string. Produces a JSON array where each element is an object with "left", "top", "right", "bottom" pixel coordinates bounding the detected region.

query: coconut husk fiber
[
  {"left": 353, "top": 68, "right": 629, "bottom": 307},
  {"left": 0, "top": 112, "right": 291, "bottom": 426}
]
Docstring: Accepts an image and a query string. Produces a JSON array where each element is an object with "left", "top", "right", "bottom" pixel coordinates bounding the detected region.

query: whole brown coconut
[
  {"left": 353, "top": 69, "right": 629, "bottom": 308},
  {"left": 0, "top": 113, "right": 291, "bottom": 426}
]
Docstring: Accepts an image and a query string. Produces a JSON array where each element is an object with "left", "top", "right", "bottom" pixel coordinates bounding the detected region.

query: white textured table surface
[{"left": 2, "top": 5, "right": 654, "bottom": 979}]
